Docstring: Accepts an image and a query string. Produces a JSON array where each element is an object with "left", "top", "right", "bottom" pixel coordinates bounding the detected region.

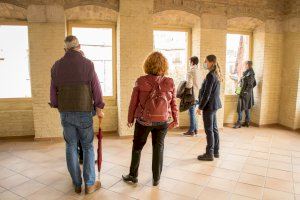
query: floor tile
[
  {"left": 233, "top": 182, "right": 263, "bottom": 199},
  {"left": 26, "top": 186, "right": 64, "bottom": 200},
  {"left": 262, "top": 188, "right": 294, "bottom": 200},
  {"left": 197, "top": 187, "right": 230, "bottom": 200},
  {"left": 0, "top": 174, "right": 29, "bottom": 189},
  {"left": 11, "top": 180, "right": 46, "bottom": 197},
  {"left": 265, "top": 177, "right": 293, "bottom": 193},
  {"left": 238, "top": 173, "right": 265, "bottom": 187},
  {"left": 0, "top": 190, "right": 22, "bottom": 200}
]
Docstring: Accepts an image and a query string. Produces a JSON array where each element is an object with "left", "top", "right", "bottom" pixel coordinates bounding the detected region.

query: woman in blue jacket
[{"left": 197, "top": 55, "right": 222, "bottom": 161}]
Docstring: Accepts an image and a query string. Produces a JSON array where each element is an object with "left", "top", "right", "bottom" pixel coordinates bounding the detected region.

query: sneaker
[
  {"left": 197, "top": 153, "right": 214, "bottom": 161},
  {"left": 183, "top": 131, "right": 195, "bottom": 136},
  {"left": 85, "top": 181, "right": 101, "bottom": 194}
]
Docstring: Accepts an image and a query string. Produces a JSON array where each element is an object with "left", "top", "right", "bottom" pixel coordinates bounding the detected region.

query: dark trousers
[
  {"left": 129, "top": 122, "right": 168, "bottom": 181},
  {"left": 203, "top": 110, "right": 219, "bottom": 155},
  {"left": 238, "top": 109, "right": 250, "bottom": 123}
]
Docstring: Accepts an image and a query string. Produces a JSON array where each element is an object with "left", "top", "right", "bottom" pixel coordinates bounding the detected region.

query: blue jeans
[
  {"left": 60, "top": 112, "right": 95, "bottom": 187},
  {"left": 238, "top": 109, "right": 250, "bottom": 123},
  {"left": 188, "top": 102, "right": 198, "bottom": 132}
]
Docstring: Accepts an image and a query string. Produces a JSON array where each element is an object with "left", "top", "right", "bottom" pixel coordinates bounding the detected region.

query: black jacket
[
  {"left": 237, "top": 68, "right": 256, "bottom": 112},
  {"left": 176, "top": 81, "right": 195, "bottom": 112},
  {"left": 198, "top": 71, "right": 222, "bottom": 111}
]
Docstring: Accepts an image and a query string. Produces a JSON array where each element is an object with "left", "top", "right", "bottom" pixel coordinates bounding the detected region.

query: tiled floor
[{"left": 0, "top": 126, "right": 300, "bottom": 200}]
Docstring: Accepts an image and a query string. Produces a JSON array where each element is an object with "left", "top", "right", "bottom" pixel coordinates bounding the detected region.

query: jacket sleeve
[
  {"left": 186, "top": 69, "right": 194, "bottom": 89},
  {"left": 199, "top": 73, "right": 214, "bottom": 110},
  {"left": 170, "top": 78, "right": 179, "bottom": 123},
  {"left": 241, "top": 74, "right": 255, "bottom": 96},
  {"left": 128, "top": 80, "right": 140, "bottom": 123},
  {"left": 50, "top": 65, "right": 58, "bottom": 108},
  {"left": 90, "top": 62, "right": 105, "bottom": 109}
]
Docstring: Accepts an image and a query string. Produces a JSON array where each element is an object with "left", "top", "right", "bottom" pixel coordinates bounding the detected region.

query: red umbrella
[{"left": 96, "top": 117, "right": 103, "bottom": 180}]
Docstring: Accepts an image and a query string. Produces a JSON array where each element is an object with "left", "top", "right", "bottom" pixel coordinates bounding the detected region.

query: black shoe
[
  {"left": 197, "top": 153, "right": 214, "bottom": 161},
  {"left": 122, "top": 174, "right": 138, "bottom": 184},
  {"left": 214, "top": 153, "right": 220, "bottom": 158},
  {"left": 233, "top": 122, "right": 242, "bottom": 129},
  {"left": 153, "top": 180, "right": 160, "bottom": 186},
  {"left": 183, "top": 131, "right": 195, "bottom": 136},
  {"left": 242, "top": 122, "right": 250, "bottom": 127}
]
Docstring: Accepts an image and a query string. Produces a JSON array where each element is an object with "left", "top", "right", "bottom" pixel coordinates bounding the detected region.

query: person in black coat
[
  {"left": 197, "top": 55, "right": 222, "bottom": 161},
  {"left": 233, "top": 61, "right": 256, "bottom": 128}
]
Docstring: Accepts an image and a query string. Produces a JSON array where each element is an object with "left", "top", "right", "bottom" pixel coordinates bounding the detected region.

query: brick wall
[
  {"left": 0, "top": 0, "right": 300, "bottom": 138},
  {"left": 0, "top": 99, "right": 34, "bottom": 137},
  {"left": 259, "top": 20, "right": 283, "bottom": 125},
  {"left": 117, "top": 0, "right": 154, "bottom": 136},
  {"left": 200, "top": 14, "right": 227, "bottom": 128},
  {"left": 251, "top": 24, "right": 265, "bottom": 124},
  {"left": 27, "top": 5, "right": 66, "bottom": 138},
  {"left": 279, "top": 17, "right": 300, "bottom": 130}
]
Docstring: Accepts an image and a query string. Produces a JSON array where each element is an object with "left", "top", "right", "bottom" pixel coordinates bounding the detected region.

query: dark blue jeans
[
  {"left": 203, "top": 110, "right": 219, "bottom": 155},
  {"left": 60, "top": 112, "right": 95, "bottom": 187},
  {"left": 238, "top": 109, "right": 250, "bottom": 123}
]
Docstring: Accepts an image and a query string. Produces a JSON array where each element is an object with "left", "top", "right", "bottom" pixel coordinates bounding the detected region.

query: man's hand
[
  {"left": 196, "top": 109, "right": 202, "bottom": 115},
  {"left": 168, "top": 121, "right": 179, "bottom": 129},
  {"left": 127, "top": 123, "right": 134, "bottom": 128},
  {"left": 96, "top": 108, "right": 104, "bottom": 118}
]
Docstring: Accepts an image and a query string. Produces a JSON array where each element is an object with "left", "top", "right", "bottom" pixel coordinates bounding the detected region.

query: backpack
[{"left": 140, "top": 77, "right": 169, "bottom": 123}]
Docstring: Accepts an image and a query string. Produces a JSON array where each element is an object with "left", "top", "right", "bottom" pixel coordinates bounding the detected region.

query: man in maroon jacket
[{"left": 50, "top": 35, "right": 104, "bottom": 194}]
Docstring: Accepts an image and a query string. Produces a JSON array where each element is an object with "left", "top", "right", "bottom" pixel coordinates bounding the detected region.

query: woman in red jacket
[{"left": 122, "top": 52, "right": 179, "bottom": 186}]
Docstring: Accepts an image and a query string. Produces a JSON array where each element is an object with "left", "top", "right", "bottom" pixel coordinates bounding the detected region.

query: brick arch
[
  {"left": 154, "top": 0, "right": 201, "bottom": 17},
  {"left": 63, "top": 0, "right": 119, "bottom": 11},
  {"left": 0, "top": 2, "right": 27, "bottom": 19},
  {"left": 153, "top": 9, "right": 200, "bottom": 27},
  {"left": 65, "top": 5, "right": 118, "bottom": 22},
  {"left": 227, "top": 17, "right": 264, "bottom": 31}
]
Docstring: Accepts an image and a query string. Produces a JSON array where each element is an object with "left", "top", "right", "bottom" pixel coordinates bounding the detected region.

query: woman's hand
[
  {"left": 127, "top": 123, "right": 134, "bottom": 128},
  {"left": 168, "top": 121, "right": 179, "bottom": 129},
  {"left": 196, "top": 109, "right": 202, "bottom": 115}
]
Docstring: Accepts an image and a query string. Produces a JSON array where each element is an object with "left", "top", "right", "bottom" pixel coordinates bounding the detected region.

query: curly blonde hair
[{"left": 143, "top": 51, "right": 169, "bottom": 76}]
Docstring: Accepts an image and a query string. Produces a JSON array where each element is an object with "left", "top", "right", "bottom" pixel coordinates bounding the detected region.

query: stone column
[
  {"left": 27, "top": 5, "right": 66, "bottom": 138},
  {"left": 279, "top": 17, "right": 300, "bottom": 130},
  {"left": 117, "top": 0, "right": 154, "bottom": 136},
  {"left": 200, "top": 14, "right": 227, "bottom": 128}
]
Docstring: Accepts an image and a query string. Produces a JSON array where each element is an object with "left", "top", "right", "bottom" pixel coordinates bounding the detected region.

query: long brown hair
[{"left": 206, "top": 54, "right": 223, "bottom": 82}]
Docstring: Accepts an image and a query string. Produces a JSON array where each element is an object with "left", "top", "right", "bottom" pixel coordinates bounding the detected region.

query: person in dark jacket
[
  {"left": 233, "top": 61, "right": 256, "bottom": 128},
  {"left": 50, "top": 35, "right": 104, "bottom": 194},
  {"left": 197, "top": 55, "right": 222, "bottom": 161}
]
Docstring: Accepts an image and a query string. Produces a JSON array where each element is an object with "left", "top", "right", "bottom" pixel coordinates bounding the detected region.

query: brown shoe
[
  {"left": 85, "top": 181, "right": 101, "bottom": 194},
  {"left": 183, "top": 131, "right": 195, "bottom": 136},
  {"left": 74, "top": 186, "right": 81, "bottom": 194}
]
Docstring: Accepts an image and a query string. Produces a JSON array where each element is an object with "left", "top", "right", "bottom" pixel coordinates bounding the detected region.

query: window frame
[
  {"left": 225, "top": 30, "right": 253, "bottom": 97},
  {"left": 67, "top": 21, "right": 117, "bottom": 105},
  {"left": 153, "top": 26, "right": 192, "bottom": 76},
  {"left": 0, "top": 21, "right": 31, "bottom": 100}
]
